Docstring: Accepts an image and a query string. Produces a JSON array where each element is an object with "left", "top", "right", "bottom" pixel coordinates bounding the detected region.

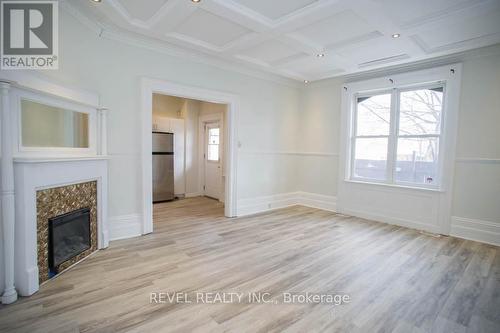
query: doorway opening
[
  {"left": 152, "top": 94, "right": 228, "bottom": 202},
  {"left": 141, "top": 79, "right": 238, "bottom": 235}
]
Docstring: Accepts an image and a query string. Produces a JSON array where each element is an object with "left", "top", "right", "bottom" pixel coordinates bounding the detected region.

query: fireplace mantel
[
  {"left": 0, "top": 73, "right": 109, "bottom": 303},
  {"left": 14, "top": 157, "right": 109, "bottom": 296}
]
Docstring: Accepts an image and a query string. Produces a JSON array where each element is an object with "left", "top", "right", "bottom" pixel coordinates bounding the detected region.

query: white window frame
[
  {"left": 350, "top": 82, "right": 446, "bottom": 189},
  {"left": 340, "top": 64, "right": 462, "bottom": 193}
]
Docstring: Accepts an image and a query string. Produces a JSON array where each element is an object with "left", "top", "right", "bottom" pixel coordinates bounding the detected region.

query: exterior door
[{"left": 204, "top": 122, "right": 221, "bottom": 199}]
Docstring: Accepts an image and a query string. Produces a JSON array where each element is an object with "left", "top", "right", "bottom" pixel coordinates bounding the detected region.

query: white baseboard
[
  {"left": 450, "top": 216, "right": 500, "bottom": 246},
  {"left": 185, "top": 192, "right": 202, "bottom": 198},
  {"left": 108, "top": 200, "right": 499, "bottom": 247},
  {"left": 237, "top": 191, "right": 337, "bottom": 217},
  {"left": 298, "top": 192, "right": 337, "bottom": 212},
  {"left": 237, "top": 192, "right": 300, "bottom": 216},
  {"left": 339, "top": 208, "right": 441, "bottom": 234},
  {"left": 109, "top": 214, "right": 142, "bottom": 241}
]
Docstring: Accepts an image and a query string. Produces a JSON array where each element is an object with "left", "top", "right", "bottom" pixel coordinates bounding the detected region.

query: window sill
[{"left": 344, "top": 179, "right": 445, "bottom": 193}]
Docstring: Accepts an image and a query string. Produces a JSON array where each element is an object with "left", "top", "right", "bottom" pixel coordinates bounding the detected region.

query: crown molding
[
  {"left": 304, "top": 43, "right": 500, "bottom": 86},
  {"left": 61, "top": 1, "right": 500, "bottom": 86},
  {"left": 61, "top": 1, "right": 302, "bottom": 89}
]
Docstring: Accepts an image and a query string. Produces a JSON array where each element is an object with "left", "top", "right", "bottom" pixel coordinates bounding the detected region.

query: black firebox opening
[{"left": 48, "top": 207, "right": 91, "bottom": 274}]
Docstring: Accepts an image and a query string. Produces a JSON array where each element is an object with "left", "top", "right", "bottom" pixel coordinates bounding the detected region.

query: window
[
  {"left": 207, "top": 127, "right": 220, "bottom": 161},
  {"left": 353, "top": 93, "right": 391, "bottom": 181},
  {"left": 351, "top": 85, "right": 444, "bottom": 187}
]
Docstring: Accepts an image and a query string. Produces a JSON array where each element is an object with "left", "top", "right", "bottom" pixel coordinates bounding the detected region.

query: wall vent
[{"left": 358, "top": 54, "right": 410, "bottom": 68}]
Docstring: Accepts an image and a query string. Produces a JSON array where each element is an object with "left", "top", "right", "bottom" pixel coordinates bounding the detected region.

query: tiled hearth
[{"left": 36, "top": 181, "right": 98, "bottom": 283}]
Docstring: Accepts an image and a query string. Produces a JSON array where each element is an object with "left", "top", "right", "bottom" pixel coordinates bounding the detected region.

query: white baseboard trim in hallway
[
  {"left": 109, "top": 214, "right": 142, "bottom": 241},
  {"left": 450, "top": 216, "right": 500, "bottom": 246}
]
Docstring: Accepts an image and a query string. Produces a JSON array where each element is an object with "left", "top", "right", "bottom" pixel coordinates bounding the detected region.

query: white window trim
[
  {"left": 340, "top": 64, "right": 462, "bottom": 193},
  {"left": 349, "top": 82, "right": 445, "bottom": 189}
]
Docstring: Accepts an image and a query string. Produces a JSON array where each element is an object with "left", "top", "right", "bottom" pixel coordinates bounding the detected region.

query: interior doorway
[
  {"left": 151, "top": 94, "right": 227, "bottom": 204},
  {"left": 141, "top": 79, "right": 238, "bottom": 235}
]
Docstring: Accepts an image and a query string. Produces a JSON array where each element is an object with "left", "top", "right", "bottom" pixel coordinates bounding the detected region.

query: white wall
[
  {"left": 38, "top": 9, "right": 301, "bottom": 221},
  {"left": 297, "top": 79, "right": 342, "bottom": 197},
  {"left": 298, "top": 48, "right": 500, "bottom": 244},
  {"left": 2, "top": 7, "right": 499, "bottom": 297},
  {"left": 152, "top": 94, "right": 184, "bottom": 119},
  {"left": 452, "top": 52, "right": 500, "bottom": 224}
]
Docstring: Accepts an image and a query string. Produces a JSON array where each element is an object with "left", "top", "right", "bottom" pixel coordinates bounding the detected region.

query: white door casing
[{"left": 141, "top": 79, "right": 238, "bottom": 235}]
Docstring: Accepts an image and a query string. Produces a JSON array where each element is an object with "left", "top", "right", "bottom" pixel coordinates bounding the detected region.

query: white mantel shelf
[{"left": 14, "top": 156, "right": 110, "bottom": 163}]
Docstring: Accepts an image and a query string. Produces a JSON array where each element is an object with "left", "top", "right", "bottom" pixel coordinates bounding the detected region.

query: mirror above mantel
[
  {"left": 0, "top": 70, "right": 108, "bottom": 159},
  {"left": 21, "top": 99, "right": 90, "bottom": 149},
  {"left": 11, "top": 87, "right": 99, "bottom": 157}
]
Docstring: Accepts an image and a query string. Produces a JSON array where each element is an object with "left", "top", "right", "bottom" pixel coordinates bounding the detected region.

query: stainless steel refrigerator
[{"left": 152, "top": 132, "right": 174, "bottom": 203}]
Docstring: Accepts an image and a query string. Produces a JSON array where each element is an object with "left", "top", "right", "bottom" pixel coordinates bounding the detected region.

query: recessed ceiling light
[
  {"left": 316, "top": 53, "right": 325, "bottom": 58},
  {"left": 191, "top": 0, "right": 201, "bottom": 3},
  {"left": 91, "top": 0, "right": 102, "bottom": 2},
  {"left": 392, "top": 33, "right": 401, "bottom": 38},
  {"left": 304, "top": 80, "right": 309, "bottom": 84}
]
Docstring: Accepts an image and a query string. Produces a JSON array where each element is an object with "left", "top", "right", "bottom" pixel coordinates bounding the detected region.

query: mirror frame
[{"left": 12, "top": 88, "right": 97, "bottom": 157}]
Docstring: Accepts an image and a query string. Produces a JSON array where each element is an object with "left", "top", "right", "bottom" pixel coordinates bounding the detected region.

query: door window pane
[
  {"left": 209, "top": 128, "right": 219, "bottom": 144},
  {"left": 399, "top": 87, "right": 443, "bottom": 135},
  {"left": 208, "top": 145, "right": 219, "bottom": 161},
  {"left": 395, "top": 137, "right": 439, "bottom": 185},
  {"left": 353, "top": 137, "right": 388, "bottom": 181},
  {"left": 356, "top": 94, "right": 391, "bottom": 136},
  {"left": 207, "top": 127, "right": 219, "bottom": 161}
]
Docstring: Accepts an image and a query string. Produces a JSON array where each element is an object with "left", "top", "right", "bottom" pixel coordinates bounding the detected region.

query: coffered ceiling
[{"left": 66, "top": 0, "right": 500, "bottom": 82}]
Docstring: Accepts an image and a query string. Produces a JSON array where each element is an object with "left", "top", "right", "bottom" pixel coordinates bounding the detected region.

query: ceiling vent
[{"left": 358, "top": 54, "right": 410, "bottom": 68}]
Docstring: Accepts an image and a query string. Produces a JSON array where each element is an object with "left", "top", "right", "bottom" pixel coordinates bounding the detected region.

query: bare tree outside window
[{"left": 352, "top": 86, "right": 443, "bottom": 186}]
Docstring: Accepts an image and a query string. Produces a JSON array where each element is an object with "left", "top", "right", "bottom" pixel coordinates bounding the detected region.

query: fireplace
[{"left": 48, "top": 208, "right": 91, "bottom": 275}]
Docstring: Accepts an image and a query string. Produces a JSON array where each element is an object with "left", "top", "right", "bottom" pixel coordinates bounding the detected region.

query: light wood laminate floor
[{"left": 0, "top": 197, "right": 499, "bottom": 332}]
